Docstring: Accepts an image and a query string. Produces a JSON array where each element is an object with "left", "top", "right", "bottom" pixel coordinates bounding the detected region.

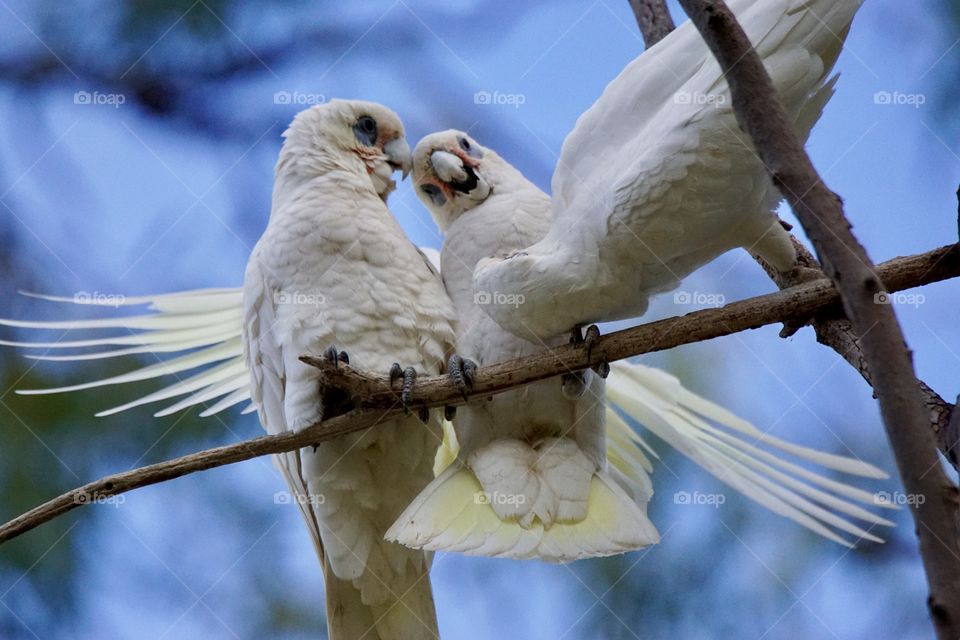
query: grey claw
[
  {"left": 561, "top": 371, "right": 587, "bottom": 399},
  {"left": 418, "top": 407, "right": 430, "bottom": 423},
  {"left": 447, "top": 354, "right": 478, "bottom": 400},
  {"left": 583, "top": 325, "right": 601, "bottom": 361},
  {"left": 580, "top": 325, "right": 609, "bottom": 377},
  {"left": 596, "top": 360, "right": 610, "bottom": 379},
  {"left": 389, "top": 364, "right": 418, "bottom": 413},
  {"left": 325, "top": 345, "right": 349, "bottom": 368}
]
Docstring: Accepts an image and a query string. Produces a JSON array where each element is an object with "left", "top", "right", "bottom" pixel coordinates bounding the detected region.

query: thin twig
[
  {"left": 677, "top": 1, "right": 960, "bottom": 635},
  {"left": 0, "top": 244, "right": 956, "bottom": 545}
]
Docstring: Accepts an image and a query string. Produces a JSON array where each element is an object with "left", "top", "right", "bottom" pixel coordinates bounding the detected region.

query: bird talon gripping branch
[
  {"left": 323, "top": 344, "right": 349, "bottom": 368},
  {"left": 447, "top": 354, "right": 478, "bottom": 399},
  {"left": 389, "top": 363, "right": 418, "bottom": 412}
]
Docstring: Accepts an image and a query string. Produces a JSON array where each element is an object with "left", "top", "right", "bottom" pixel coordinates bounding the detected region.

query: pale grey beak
[
  {"left": 384, "top": 137, "right": 412, "bottom": 180},
  {"left": 431, "top": 150, "right": 468, "bottom": 183}
]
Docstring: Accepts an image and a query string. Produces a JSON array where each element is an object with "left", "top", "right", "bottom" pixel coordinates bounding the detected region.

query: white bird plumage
[
  {"left": 385, "top": 130, "right": 659, "bottom": 562},
  {"left": 473, "top": 0, "right": 862, "bottom": 340}
]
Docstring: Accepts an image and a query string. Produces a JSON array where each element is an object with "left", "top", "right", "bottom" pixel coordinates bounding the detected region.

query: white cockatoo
[
  {"left": 473, "top": 0, "right": 862, "bottom": 340},
  {"left": 236, "top": 100, "right": 461, "bottom": 639},
  {"left": 384, "top": 130, "right": 660, "bottom": 562}
]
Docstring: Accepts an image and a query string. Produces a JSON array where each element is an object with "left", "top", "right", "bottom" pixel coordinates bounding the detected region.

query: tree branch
[
  {"left": 1, "top": 244, "right": 956, "bottom": 546},
  {"left": 628, "top": 0, "right": 676, "bottom": 47},
  {"left": 677, "top": 1, "right": 960, "bottom": 635}
]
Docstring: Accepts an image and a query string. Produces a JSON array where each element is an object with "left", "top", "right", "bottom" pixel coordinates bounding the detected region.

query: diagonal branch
[
  {"left": 0, "top": 244, "right": 956, "bottom": 545},
  {"left": 676, "top": 1, "right": 960, "bottom": 636}
]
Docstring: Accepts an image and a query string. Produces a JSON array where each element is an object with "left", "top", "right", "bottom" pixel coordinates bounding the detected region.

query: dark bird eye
[
  {"left": 420, "top": 183, "right": 447, "bottom": 206},
  {"left": 459, "top": 137, "right": 471, "bottom": 151},
  {"left": 353, "top": 116, "right": 378, "bottom": 146}
]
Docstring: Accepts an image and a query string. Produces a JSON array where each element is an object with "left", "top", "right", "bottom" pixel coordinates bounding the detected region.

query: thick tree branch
[
  {"left": 0, "top": 245, "right": 956, "bottom": 545},
  {"left": 677, "top": 1, "right": 960, "bottom": 635},
  {"left": 628, "top": 0, "right": 676, "bottom": 47}
]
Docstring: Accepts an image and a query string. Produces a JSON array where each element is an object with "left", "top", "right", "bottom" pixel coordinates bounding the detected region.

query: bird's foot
[
  {"left": 323, "top": 345, "right": 350, "bottom": 368},
  {"left": 389, "top": 363, "right": 418, "bottom": 414},
  {"left": 570, "top": 325, "right": 610, "bottom": 378},
  {"left": 443, "top": 354, "right": 478, "bottom": 420},
  {"left": 779, "top": 267, "right": 826, "bottom": 337}
]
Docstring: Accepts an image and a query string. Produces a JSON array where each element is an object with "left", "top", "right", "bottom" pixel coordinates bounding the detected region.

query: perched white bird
[
  {"left": 236, "top": 100, "right": 462, "bottom": 639},
  {"left": 473, "top": 0, "right": 862, "bottom": 340},
  {"left": 384, "top": 130, "right": 659, "bottom": 562}
]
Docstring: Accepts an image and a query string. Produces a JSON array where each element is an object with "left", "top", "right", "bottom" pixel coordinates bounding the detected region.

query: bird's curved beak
[
  {"left": 430, "top": 150, "right": 490, "bottom": 202},
  {"left": 384, "top": 137, "right": 412, "bottom": 180}
]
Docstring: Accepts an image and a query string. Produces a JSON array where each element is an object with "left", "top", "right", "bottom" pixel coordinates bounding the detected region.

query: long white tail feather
[
  {"left": 92, "top": 359, "right": 245, "bottom": 417},
  {"left": 17, "top": 342, "right": 240, "bottom": 396},
  {"left": 607, "top": 362, "right": 894, "bottom": 546},
  {"left": 200, "top": 388, "right": 252, "bottom": 417},
  {"left": 613, "top": 362, "right": 888, "bottom": 479},
  {"left": 152, "top": 372, "right": 250, "bottom": 417},
  {"left": 0, "top": 307, "right": 241, "bottom": 332},
  {"left": 1, "top": 290, "right": 894, "bottom": 548}
]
